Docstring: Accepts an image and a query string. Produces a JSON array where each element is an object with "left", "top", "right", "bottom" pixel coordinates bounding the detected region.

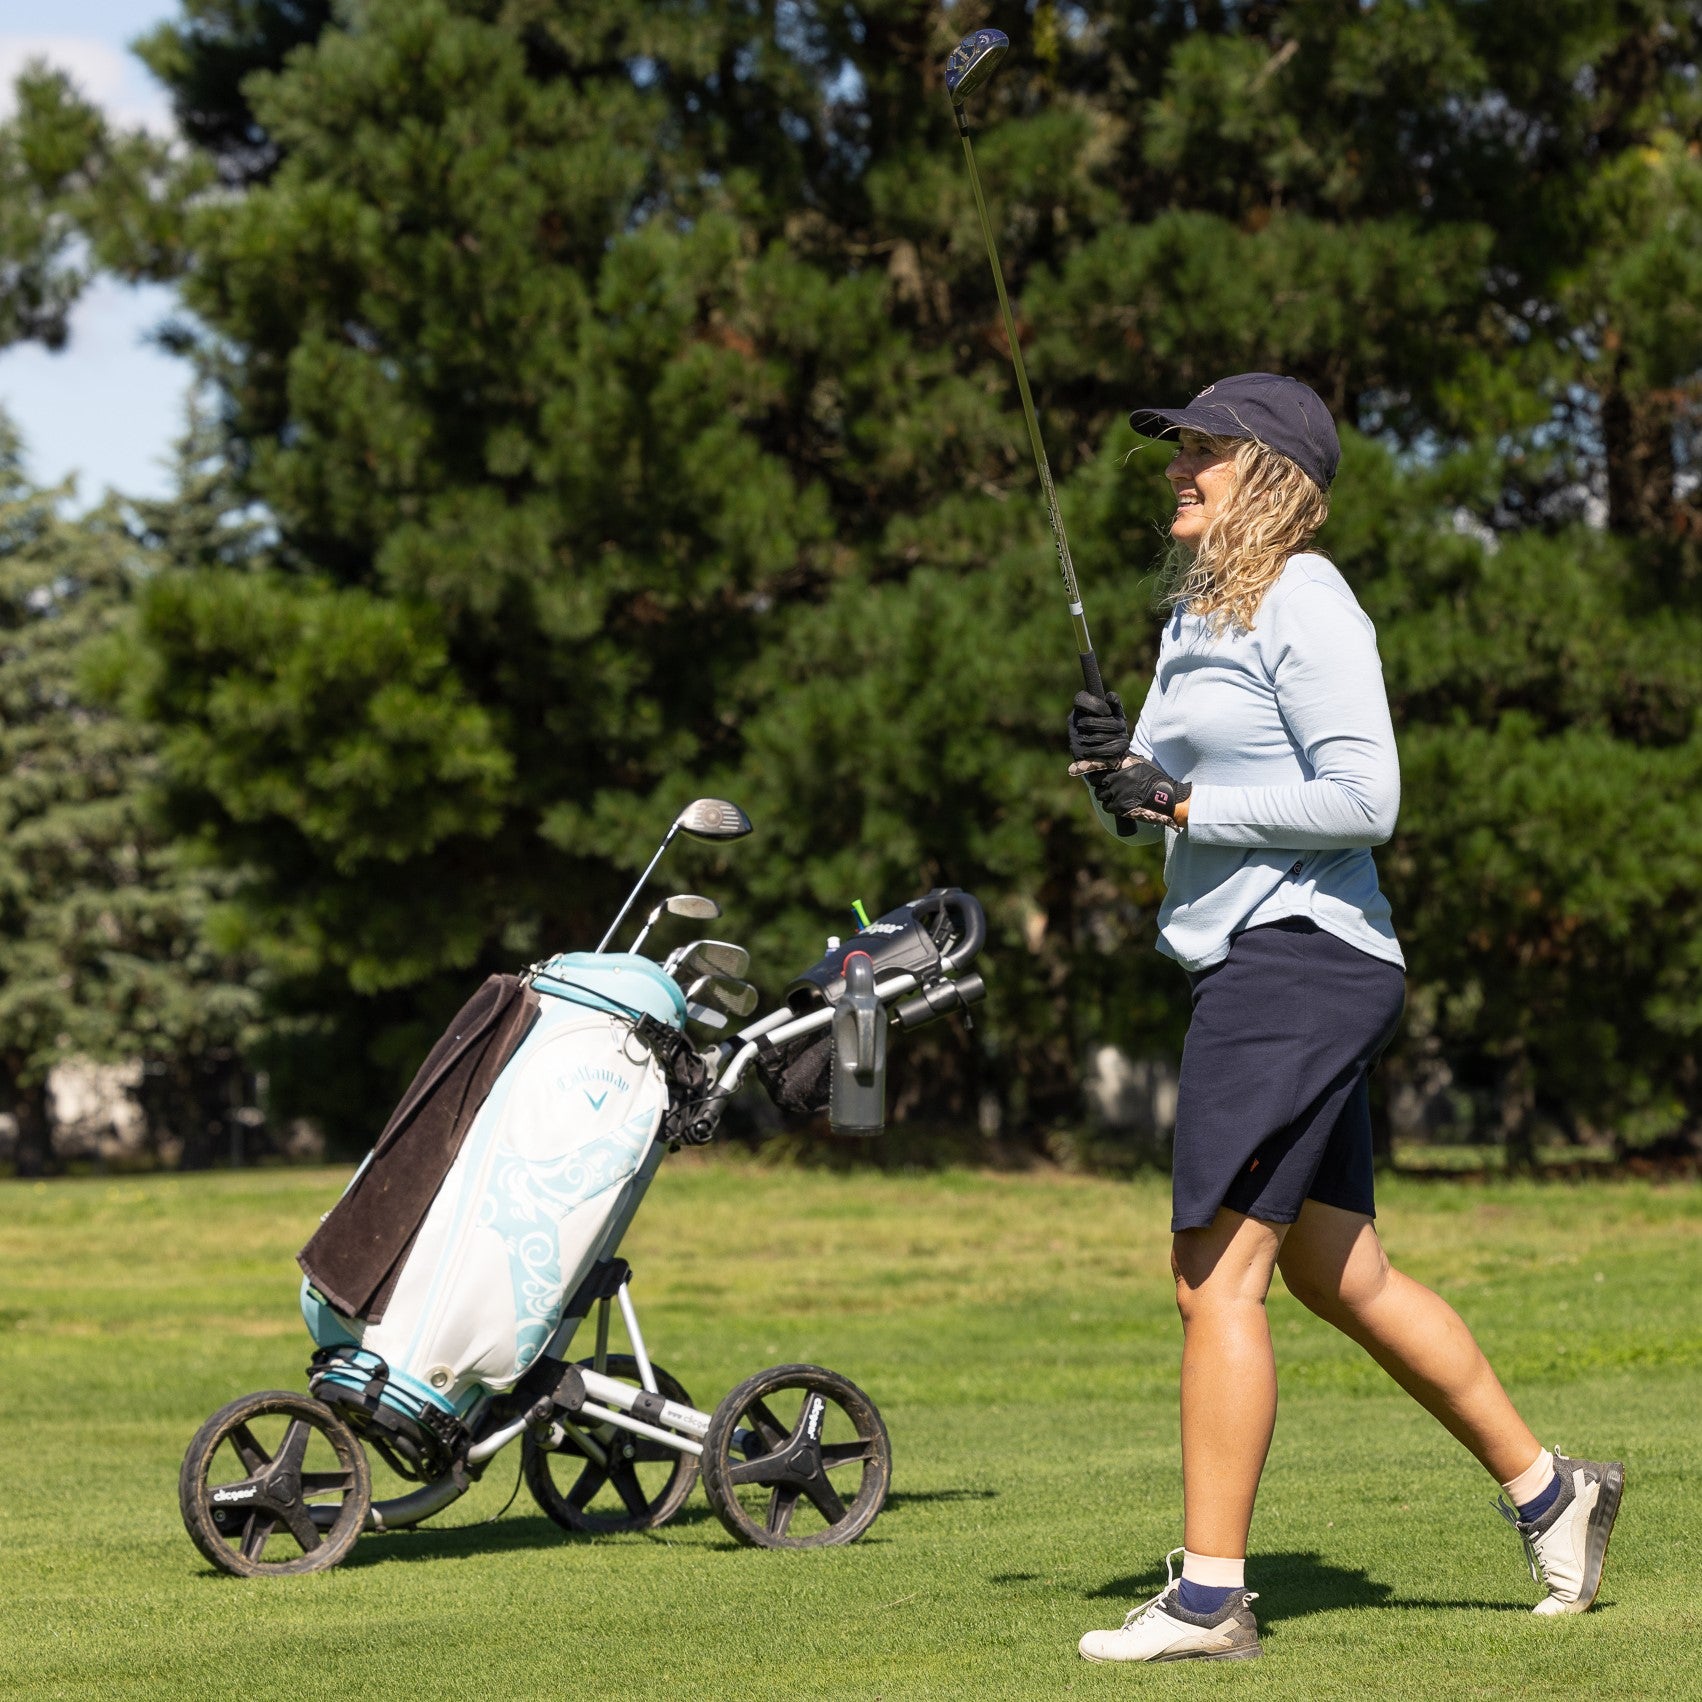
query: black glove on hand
[
  {"left": 1067, "top": 690, "right": 1130, "bottom": 768},
  {"left": 1091, "top": 757, "right": 1191, "bottom": 824}
]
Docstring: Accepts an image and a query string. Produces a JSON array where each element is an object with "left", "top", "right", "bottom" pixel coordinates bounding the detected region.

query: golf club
[
  {"left": 686, "top": 973, "right": 760, "bottom": 1020},
  {"left": 663, "top": 938, "right": 752, "bottom": 982},
  {"left": 946, "top": 27, "right": 1107, "bottom": 702},
  {"left": 630, "top": 893, "right": 721, "bottom": 954},
  {"left": 595, "top": 799, "right": 753, "bottom": 953}
]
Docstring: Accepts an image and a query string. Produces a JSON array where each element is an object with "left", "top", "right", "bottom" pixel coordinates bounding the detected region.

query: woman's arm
[{"left": 1182, "top": 583, "right": 1400, "bottom": 849}]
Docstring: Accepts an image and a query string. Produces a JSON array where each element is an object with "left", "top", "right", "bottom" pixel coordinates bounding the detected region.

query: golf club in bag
[{"left": 178, "top": 800, "right": 988, "bottom": 1576}]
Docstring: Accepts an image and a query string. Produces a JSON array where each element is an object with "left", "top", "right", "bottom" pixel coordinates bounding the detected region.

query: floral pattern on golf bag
[{"left": 480, "top": 1098, "right": 660, "bottom": 1376}]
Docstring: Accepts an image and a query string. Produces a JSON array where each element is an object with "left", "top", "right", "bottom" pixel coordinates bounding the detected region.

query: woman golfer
[{"left": 1068, "top": 373, "right": 1623, "bottom": 1664}]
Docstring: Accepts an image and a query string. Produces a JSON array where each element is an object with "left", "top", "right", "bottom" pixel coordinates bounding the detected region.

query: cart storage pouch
[{"left": 756, "top": 1031, "right": 833, "bottom": 1118}]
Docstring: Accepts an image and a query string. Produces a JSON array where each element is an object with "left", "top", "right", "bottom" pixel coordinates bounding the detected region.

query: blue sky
[{"left": 0, "top": 0, "right": 189, "bottom": 504}]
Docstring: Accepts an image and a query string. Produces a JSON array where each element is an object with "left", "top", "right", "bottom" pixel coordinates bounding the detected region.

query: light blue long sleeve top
[{"left": 1089, "top": 551, "right": 1405, "bottom": 972}]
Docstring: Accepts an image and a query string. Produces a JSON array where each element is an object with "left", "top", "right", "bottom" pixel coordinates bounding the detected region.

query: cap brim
[
  {"left": 1127, "top": 405, "right": 1191, "bottom": 438},
  {"left": 1129, "top": 402, "right": 1257, "bottom": 441}
]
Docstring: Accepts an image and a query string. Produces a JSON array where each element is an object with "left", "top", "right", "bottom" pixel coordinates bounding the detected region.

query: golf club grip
[{"left": 1078, "top": 648, "right": 1106, "bottom": 702}]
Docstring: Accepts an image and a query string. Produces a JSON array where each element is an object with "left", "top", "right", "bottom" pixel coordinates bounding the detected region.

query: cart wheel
[
  {"left": 522, "top": 1355, "right": 700, "bottom": 1534},
  {"left": 179, "top": 1390, "right": 371, "bottom": 1577},
  {"left": 700, "top": 1364, "right": 891, "bottom": 1549}
]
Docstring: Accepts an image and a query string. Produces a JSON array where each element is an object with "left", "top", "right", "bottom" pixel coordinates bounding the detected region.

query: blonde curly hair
[{"left": 1162, "top": 436, "right": 1331, "bottom": 634}]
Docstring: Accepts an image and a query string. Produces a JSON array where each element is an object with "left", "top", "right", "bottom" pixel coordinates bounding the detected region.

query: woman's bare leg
[
  {"left": 1276, "top": 1198, "right": 1540, "bottom": 1481},
  {"left": 1172, "top": 1208, "right": 1287, "bottom": 1557}
]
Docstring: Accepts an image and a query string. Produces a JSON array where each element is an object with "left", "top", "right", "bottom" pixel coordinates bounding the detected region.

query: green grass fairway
[{"left": 3, "top": 1164, "right": 1699, "bottom": 1700}]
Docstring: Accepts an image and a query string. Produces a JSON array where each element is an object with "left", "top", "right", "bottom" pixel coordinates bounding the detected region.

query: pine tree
[
  {"left": 0, "top": 66, "right": 105, "bottom": 349},
  {"left": 135, "top": 0, "right": 337, "bottom": 184},
  {"left": 38, "top": 0, "right": 1702, "bottom": 1155},
  {"left": 0, "top": 61, "right": 201, "bottom": 332},
  {"left": 0, "top": 420, "right": 260, "bottom": 1173}
]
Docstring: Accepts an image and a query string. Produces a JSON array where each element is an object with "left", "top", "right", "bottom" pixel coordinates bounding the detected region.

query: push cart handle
[{"left": 937, "top": 891, "right": 986, "bottom": 975}]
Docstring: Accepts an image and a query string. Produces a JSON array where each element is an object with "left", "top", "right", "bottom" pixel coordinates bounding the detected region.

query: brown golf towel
[{"left": 297, "top": 973, "right": 540, "bottom": 1324}]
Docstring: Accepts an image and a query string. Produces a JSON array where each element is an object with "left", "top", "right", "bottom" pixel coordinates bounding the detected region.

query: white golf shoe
[
  {"left": 1078, "top": 1549, "right": 1262, "bottom": 1664},
  {"left": 1496, "top": 1450, "right": 1625, "bottom": 1615}
]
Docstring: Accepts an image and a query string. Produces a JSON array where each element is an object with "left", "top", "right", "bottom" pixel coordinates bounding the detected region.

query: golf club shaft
[
  {"left": 595, "top": 826, "right": 678, "bottom": 953},
  {"left": 955, "top": 112, "right": 1105, "bottom": 701}
]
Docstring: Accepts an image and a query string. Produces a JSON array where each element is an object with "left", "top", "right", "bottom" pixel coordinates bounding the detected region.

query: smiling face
[{"left": 1165, "top": 430, "right": 1241, "bottom": 550}]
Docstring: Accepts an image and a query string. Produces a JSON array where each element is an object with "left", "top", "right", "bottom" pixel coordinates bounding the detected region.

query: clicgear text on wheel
[
  {"left": 179, "top": 1390, "right": 371, "bottom": 1577},
  {"left": 700, "top": 1364, "right": 891, "bottom": 1548}
]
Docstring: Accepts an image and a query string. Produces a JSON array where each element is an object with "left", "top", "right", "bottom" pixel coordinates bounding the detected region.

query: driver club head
[
  {"left": 945, "top": 28, "right": 1008, "bottom": 104},
  {"left": 675, "top": 798, "right": 753, "bottom": 842}
]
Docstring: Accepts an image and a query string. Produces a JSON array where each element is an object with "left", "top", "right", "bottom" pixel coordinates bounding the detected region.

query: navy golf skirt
[{"left": 1170, "top": 918, "right": 1406, "bottom": 1233}]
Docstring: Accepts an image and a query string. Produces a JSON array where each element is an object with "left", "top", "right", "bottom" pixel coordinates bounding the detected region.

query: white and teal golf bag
[{"left": 301, "top": 953, "right": 686, "bottom": 1456}]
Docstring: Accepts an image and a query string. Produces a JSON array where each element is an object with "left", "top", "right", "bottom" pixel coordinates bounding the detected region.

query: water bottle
[{"left": 829, "top": 951, "right": 887, "bottom": 1136}]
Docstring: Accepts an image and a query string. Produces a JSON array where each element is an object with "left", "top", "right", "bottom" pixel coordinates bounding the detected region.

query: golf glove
[
  {"left": 1067, "top": 690, "right": 1130, "bottom": 769},
  {"left": 1090, "top": 757, "right": 1191, "bottom": 825}
]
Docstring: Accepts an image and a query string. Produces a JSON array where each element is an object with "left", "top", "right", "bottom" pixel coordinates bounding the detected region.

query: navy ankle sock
[
  {"left": 1517, "top": 1473, "right": 1561, "bottom": 1523},
  {"left": 1177, "top": 1577, "right": 1240, "bottom": 1616}
]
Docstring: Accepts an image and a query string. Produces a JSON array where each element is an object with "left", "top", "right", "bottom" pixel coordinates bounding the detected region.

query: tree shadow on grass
[{"left": 1085, "top": 1551, "right": 1531, "bottom": 1623}]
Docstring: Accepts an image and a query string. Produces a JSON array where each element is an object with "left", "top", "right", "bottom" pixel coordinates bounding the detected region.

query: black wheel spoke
[
  {"left": 629, "top": 1438, "right": 678, "bottom": 1464},
  {"left": 280, "top": 1499, "right": 323, "bottom": 1553},
  {"left": 238, "top": 1512, "right": 278, "bottom": 1561},
  {"left": 566, "top": 1463, "right": 609, "bottom": 1511},
  {"left": 820, "top": 1439, "right": 874, "bottom": 1469},
  {"left": 228, "top": 1423, "right": 271, "bottom": 1474},
  {"left": 802, "top": 1473, "right": 849, "bottom": 1527},
  {"left": 747, "top": 1399, "right": 790, "bottom": 1451},
  {"left": 727, "top": 1452, "right": 786, "bottom": 1487},
  {"left": 607, "top": 1460, "right": 651, "bottom": 1520},
  {"left": 275, "top": 1418, "right": 313, "bottom": 1476},
  {"left": 790, "top": 1394, "right": 827, "bottom": 1449},
  {"left": 299, "top": 1469, "right": 357, "bottom": 1496},
  {"left": 765, "top": 1485, "right": 800, "bottom": 1538},
  {"left": 208, "top": 1474, "right": 266, "bottom": 1507}
]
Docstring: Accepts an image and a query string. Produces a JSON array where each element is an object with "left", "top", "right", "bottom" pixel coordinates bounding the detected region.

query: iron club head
[
  {"left": 686, "top": 973, "right": 760, "bottom": 1020},
  {"left": 664, "top": 939, "right": 751, "bottom": 982},
  {"left": 946, "top": 28, "right": 1008, "bottom": 104},
  {"left": 662, "top": 894, "right": 721, "bottom": 920},
  {"left": 629, "top": 892, "right": 723, "bottom": 954}
]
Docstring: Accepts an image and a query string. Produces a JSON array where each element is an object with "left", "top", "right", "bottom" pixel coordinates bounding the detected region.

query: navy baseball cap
[{"left": 1130, "top": 373, "right": 1340, "bottom": 491}]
